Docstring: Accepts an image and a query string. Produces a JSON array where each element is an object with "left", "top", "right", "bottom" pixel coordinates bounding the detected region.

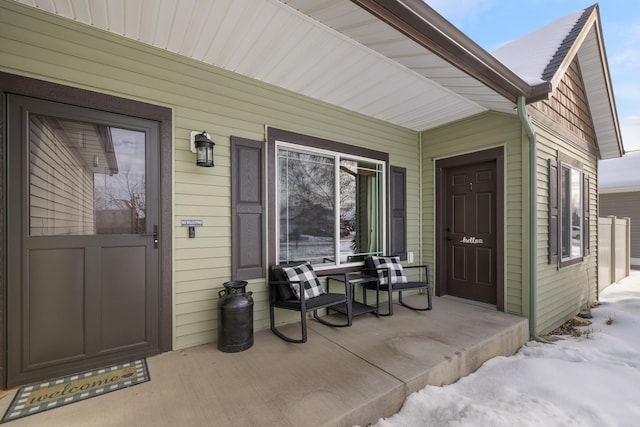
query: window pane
[
  {"left": 278, "top": 149, "right": 335, "bottom": 264},
  {"left": 339, "top": 160, "right": 383, "bottom": 263},
  {"left": 569, "top": 168, "right": 582, "bottom": 257},
  {"left": 560, "top": 165, "right": 582, "bottom": 259},
  {"left": 94, "top": 128, "right": 147, "bottom": 234},
  {"left": 29, "top": 114, "right": 146, "bottom": 236}
]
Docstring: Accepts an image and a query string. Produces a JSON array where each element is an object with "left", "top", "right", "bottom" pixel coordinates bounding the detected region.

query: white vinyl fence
[{"left": 598, "top": 216, "right": 631, "bottom": 293}]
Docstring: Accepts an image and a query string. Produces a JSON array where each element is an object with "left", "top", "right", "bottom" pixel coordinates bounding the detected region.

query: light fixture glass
[{"left": 194, "top": 131, "right": 215, "bottom": 167}]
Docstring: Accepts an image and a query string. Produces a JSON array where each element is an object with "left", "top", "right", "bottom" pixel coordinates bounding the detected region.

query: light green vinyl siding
[
  {"left": 1, "top": 1, "right": 421, "bottom": 349},
  {"left": 421, "top": 111, "right": 526, "bottom": 316},
  {"left": 421, "top": 109, "right": 599, "bottom": 333},
  {"left": 533, "top": 120, "right": 598, "bottom": 335}
]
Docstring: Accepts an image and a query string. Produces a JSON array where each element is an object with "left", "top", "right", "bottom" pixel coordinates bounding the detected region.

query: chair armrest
[
  {"left": 402, "top": 264, "right": 428, "bottom": 272},
  {"left": 401, "top": 264, "right": 430, "bottom": 282}
]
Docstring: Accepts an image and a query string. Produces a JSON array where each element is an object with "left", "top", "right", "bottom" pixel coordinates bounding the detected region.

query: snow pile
[{"left": 371, "top": 271, "right": 640, "bottom": 427}]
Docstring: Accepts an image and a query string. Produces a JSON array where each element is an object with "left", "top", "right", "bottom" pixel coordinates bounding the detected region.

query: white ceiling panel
[
  {"left": 287, "top": 0, "right": 516, "bottom": 114},
  {"left": 50, "top": 0, "right": 72, "bottom": 17},
  {"left": 68, "top": 0, "right": 91, "bottom": 23},
  {"left": 14, "top": 0, "right": 511, "bottom": 131},
  {"left": 106, "top": 0, "right": 125, "bottom": 35},
  {"left": 165, "top": 4, "right": 195, "bottom": 53},
  {"left": 87, "top": 1, "right": 108, "bottom": 29}
]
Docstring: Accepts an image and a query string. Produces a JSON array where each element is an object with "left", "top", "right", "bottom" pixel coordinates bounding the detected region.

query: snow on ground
[{"left": 370, "top": 271, "right": 640, "bottom": 427}]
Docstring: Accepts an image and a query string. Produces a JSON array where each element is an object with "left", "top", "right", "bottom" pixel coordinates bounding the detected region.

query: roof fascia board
[
  {"left": 572, "top": 5, "right": 624, "bottom": 157},
  {"left": 549, "top": 9, "right": 597, "bottom": 92},
  {"left": 589, "top": 8, "right": 625, "bottom": 156},
  {"left": 350, "top": 0, "right": 545, "bottom": 102}
]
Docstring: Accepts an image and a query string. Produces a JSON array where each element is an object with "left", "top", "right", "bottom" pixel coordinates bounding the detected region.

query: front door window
[{"left": 29, "top": 114, "right": 146, "bottom": 236}]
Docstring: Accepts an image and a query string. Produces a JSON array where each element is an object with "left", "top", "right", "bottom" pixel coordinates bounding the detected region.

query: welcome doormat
[{"left": 2, "top": 359, "right": 149, "bottom": 423}]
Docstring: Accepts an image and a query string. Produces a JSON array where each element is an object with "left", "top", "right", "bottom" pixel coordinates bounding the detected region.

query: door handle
[{"left": 140, "top": 225, "right": 159, "bottom": 248}]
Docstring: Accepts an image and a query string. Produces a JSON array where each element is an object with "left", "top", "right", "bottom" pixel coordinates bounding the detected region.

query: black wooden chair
[
  {"left": 269, "top": 262, "right": 352, "bottom": 343},
  {"left": 363, "top": 256, "right": 432, "bottom": 316}
]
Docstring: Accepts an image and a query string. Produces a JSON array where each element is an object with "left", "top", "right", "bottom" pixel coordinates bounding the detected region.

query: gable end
[
  {"left": 542, "top": 5, "right": 596, "bottom": 81},
  {"left": 532, "top": 57, "right": 597, "bottom": 151}
]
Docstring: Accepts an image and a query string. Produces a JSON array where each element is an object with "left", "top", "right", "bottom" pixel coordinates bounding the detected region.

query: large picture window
[{"left": 276, "top": 143, "right": 385, "bottom": 267}]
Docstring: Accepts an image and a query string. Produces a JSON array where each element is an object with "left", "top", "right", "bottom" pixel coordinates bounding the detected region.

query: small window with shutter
[{"left": 549, "top": 153, "right": 589, "bottom": 268}]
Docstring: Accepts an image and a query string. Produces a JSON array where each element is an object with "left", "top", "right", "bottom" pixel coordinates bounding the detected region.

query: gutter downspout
[
  {"left": 419, "top": 132, "right": 423, "bottom": 267},
  {"left": 517, "top": 96, "right": 551, "bottom": 344}
]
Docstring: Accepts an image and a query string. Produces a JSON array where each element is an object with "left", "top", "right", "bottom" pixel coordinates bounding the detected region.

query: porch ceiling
[{"left": 13, "top": 0, "right": 518, "bottom": 132}]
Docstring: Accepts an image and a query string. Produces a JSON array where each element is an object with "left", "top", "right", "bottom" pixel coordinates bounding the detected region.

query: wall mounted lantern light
[{"left": 190, "top": 131, "right": 215, "bottom": 167}]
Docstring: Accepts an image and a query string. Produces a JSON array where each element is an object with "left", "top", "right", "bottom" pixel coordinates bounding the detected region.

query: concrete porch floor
[{"left": 0, "top": 296, "right": 528, "bottom": 427}]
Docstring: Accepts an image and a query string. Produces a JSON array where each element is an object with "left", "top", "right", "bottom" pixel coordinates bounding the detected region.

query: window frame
[
  {"left": 556, "top": 153, "right": 587, "bottom": 268},
  {"left": 267, "top": 128, "right": 389, "bottom": 271},
  {"left": 275, "top": 142, "right": 386, "bottom": 269}
]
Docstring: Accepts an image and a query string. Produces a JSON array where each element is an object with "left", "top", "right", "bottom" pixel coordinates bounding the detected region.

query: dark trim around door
[
  {"left": 0, "top": 72, "right": 173, "bottom": 388},
  {"left": 435, "top": 146, "right": 505, "bottom": 311}
]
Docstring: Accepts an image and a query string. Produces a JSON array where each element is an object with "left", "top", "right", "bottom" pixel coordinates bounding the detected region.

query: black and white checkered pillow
[
  {"left": 282, "top": 262, "right": 326, "bottom": 300},
  {"left": 370, "top": 256, "right": 408, "bottom": 285}
]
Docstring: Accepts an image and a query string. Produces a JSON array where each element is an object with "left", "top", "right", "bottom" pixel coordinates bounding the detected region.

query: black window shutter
[
  {"left": 390, "top": 166, "right": 407, "bottom": 260},
  {"left": 583, "top": 174, "right": 590, "bottom": 255},
  {"left": 231, "top": 136, "right": 265, "bottom": 280},
  {"left": 548, "top": 159, "right": 559, "bottom": 264}
]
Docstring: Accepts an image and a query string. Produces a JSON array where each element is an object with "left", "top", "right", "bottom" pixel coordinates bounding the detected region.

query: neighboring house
[
  {"left": 599, "top": 151, "right": 640, "bottom": 270},
  {"left": 0, "top": 0, "right": 623, "bottom": 387}
]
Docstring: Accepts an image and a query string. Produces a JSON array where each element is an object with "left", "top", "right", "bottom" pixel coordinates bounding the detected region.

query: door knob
[{"left": 140, "top": 225, "right": 159, "bottom": 248}]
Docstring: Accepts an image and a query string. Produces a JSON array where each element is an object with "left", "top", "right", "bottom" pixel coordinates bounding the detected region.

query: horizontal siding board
[
  {"left": 176, "top": 311, "right": 216, "bottom": 327},
  {"left": 173, "top": 237, "right": 230, "bottom": 250},
  {"left": 175, "top": 258, "right": 231, "bottom": 271},
  {"left": 175, "top": 300, "right": 217, "bottom": 316},
  {"left": 174, "top": 247, "right": 233, "bottom": 260},
  {"left": 175, "top": 331, "right": 215, "bottom": 349}
]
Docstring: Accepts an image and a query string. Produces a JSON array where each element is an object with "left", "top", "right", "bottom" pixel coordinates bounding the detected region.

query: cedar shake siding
[{"left": 530, "top": 57, "right": 598, "bottom": 155}]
